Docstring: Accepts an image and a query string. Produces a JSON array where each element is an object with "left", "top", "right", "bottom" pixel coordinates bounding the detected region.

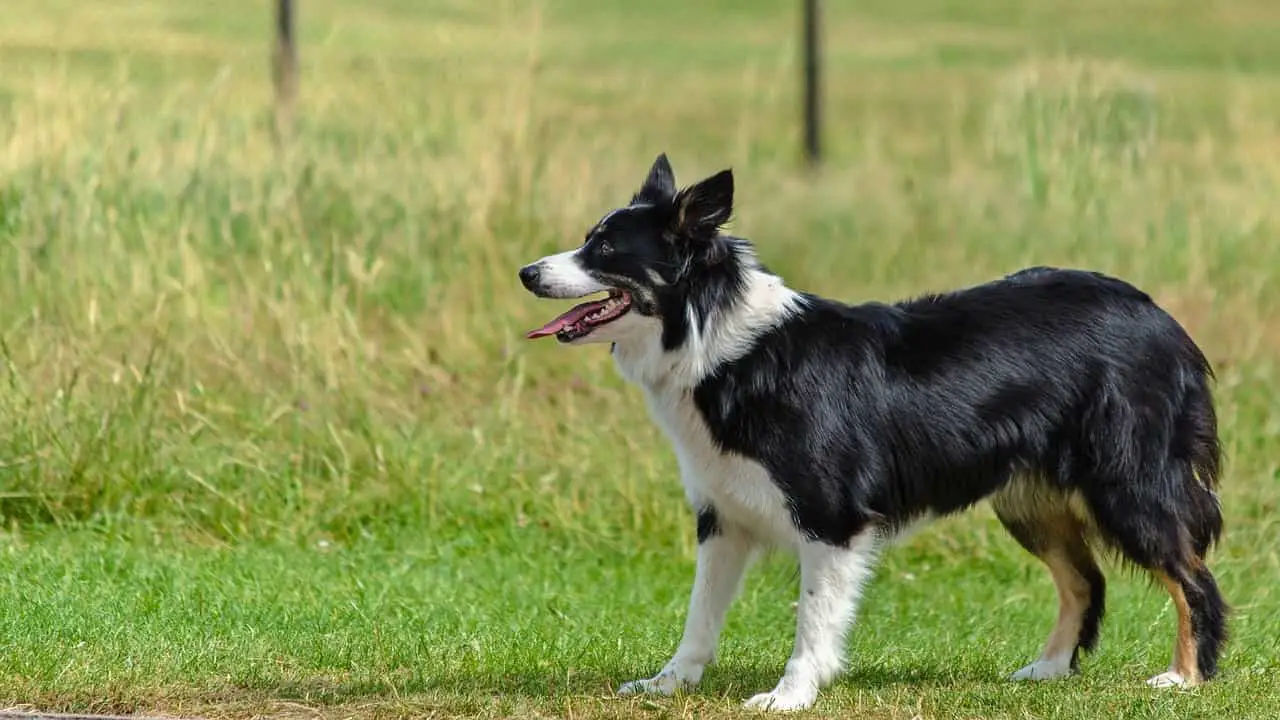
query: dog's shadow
[
  {"left": 259, "top": 661, "right": 968, "bottom": 705},
  {"left": 696, "top": 662, "right": 966, "bottom": 699}
]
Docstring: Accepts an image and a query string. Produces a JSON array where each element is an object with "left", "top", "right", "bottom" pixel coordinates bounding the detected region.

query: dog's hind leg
[
  {"left": 1082, "top": 478, "right": 1228, "bottom": 688},
  {"left": 993, "top": 483, "right": 1105, "bottom": 682},
  {"left": 743, "top": 526, "right": 881, "bottom": 712},
  {"left": 1078, "top": 364, "right": 1228, "bottom": 687},
  {"left": 618, "top": 507, "right": 759, "bottom": 697},
  {"left": 1145, "top": 565, "right": 1227, "bottom": 687}
]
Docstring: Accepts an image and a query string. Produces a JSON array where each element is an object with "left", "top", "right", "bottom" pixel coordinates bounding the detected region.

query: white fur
[
  {"left": 1010, "top": 658, "right": 1075, "bottom": 681},
  {"left": 637, "top": 388, "right": 800, "bottom": 544},
  {"left": 613, "top": 264, "right": 806, "bottom": 545},
  {"left": 607, "top": 261, "right": 885, "bottom": 711},
  {"left": 744, "top": 530, "right": 881, "bottom": 712},
  {"left": 618, "top": 524, "right": 760, "bottom": 696},
  {"left": 645, "top": 268, "right": 669, "bottom": 286},
  {"left": 1146, "top": 671, "right": 1188, "bottom": 688},
  {"left": 533, "top": 250, "right": 610, "bottom": 298}
]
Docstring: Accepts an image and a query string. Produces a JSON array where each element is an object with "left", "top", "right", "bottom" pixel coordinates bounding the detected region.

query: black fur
[
  {"left": 696, "top": 506, "right": 721, "bottom": 543},
  {"left": 693, "top": 269, "right": 1222, "bottom": 545},
  {"left": 1186, "top": 565, "right": 1229, "bottom": 679},
  {"left": 1078, "top": 564, "right": 1108, "bottom": 662},
  {"left": 688, "top": 264, "right": 1228, "bottom": 677}
]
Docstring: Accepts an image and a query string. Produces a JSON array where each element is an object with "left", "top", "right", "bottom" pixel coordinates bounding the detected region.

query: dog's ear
[
  {"left": 673, "top": 168, "right": 733, "bottom": 239},
  {"left": 633, "top": 153, "right": 676, "bottom": 205}
]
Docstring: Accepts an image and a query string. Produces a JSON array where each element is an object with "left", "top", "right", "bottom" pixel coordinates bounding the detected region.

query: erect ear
[
  {"left": 632, "top": 153, "right": 676, "bottom": 205},
  {"left": 673, "top": 168, "right": 733, "bottom": 238}
]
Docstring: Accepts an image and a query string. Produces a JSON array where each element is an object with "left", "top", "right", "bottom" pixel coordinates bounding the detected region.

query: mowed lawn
[{"left": 2, "top": 0, "right": 1280, "bottom": 718}]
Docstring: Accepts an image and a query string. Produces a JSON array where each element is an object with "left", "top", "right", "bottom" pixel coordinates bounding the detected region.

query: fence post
[
  {"left": 272, "top": 0, "right": 298, "bottom": 147},
  {"left": 802, "top": 0, "right": 822, "bottom": 167}
]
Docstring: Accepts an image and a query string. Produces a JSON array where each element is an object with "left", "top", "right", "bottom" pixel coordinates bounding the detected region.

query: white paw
[
  {"left": 743, "top": 686, "right": 818, "bottom": 712},
  {"left": 1009, "top": 658, "right": 1075, "bottom": 681},
  {"left": 617, "top": 666, "right": 701, "bottom": 697},
  {"left": 1146, "top": 671, "right": 1187, "bottom": 689}
]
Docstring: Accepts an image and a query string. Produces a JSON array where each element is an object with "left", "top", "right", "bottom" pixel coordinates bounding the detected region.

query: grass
[
  {"left": 1, "top": 0, "right": 1279, "bottom": 717},
  {"left": 4, "top": 527, "right": 1278, "bottom": 720}
]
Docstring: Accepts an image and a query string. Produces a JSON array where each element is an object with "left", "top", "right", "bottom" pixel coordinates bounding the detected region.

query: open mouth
[{"left": 526, "top": 289, "right": 633, "bottom": 343}]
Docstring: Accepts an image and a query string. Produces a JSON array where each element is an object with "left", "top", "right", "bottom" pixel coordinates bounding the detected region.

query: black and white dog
[{"left": 519, "top": 154, "right": 1227, "bottom": 711}]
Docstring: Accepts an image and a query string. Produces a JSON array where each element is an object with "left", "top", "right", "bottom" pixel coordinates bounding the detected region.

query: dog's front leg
[
  {"left": 618, "top": 508, "right": 758, "bottom": 697},
  {"left": 745, "top": 528, "right": 881, "bottom": 712}
]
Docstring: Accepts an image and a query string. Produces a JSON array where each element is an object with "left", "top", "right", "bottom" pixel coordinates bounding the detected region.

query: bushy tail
[{"left": 1182, "top": 346, "right": 1223, "bottom": 556}]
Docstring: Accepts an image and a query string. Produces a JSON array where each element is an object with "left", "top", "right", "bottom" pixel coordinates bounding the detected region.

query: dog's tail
[{"left": 1179, "top": 336, "right": 1223, "bottom": 557}]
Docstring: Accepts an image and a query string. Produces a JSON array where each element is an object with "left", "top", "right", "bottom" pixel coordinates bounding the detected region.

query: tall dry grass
[{"left": 1, "top": 4, "right": 1277, "bottom": 549}]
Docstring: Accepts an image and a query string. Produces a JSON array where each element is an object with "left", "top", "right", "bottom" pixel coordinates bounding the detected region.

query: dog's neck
[{"left": 612, "top": 251, "right": 803, "bottom": 391}]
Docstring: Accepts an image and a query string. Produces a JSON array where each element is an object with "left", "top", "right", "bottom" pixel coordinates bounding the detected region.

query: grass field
[{"left": 2, "top": 0, "right": 1280, "bottom": 718}]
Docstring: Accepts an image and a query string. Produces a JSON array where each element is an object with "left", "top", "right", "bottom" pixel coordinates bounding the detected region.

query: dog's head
[{"left": 519, "top": 154, "right": 737, "bottom": 346}]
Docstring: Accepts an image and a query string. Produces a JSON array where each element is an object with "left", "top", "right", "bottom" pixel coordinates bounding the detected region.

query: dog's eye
[{"left": 598, "top": 240, "right": 614, "bottom": 256}]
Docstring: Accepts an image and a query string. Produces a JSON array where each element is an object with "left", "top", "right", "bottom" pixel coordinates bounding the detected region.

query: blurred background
[{"left": 1, "top": 1, "right": 1278, "bottom": 717}]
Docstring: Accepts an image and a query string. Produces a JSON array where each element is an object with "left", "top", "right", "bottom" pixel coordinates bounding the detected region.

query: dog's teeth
[{"left": 580, "top": 296, "right": 627, "bottom": 326}]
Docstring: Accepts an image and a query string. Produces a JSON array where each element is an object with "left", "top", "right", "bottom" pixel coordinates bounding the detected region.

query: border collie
[{"left": 518, "top": 154, "right": 1227, "bottom": 711}]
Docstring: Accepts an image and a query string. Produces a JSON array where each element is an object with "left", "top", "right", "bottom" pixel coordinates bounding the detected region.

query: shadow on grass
[{"left": 252, "top": 660, "right": 973, "bottom": 705}]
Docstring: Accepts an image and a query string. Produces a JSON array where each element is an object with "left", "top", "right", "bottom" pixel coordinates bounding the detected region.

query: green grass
[
  {"left": 2, "top": 0, "right": 1280, "bottom": 717},
  {"left": 3, "top": 527, "right": 1279, "bottom": 720}
]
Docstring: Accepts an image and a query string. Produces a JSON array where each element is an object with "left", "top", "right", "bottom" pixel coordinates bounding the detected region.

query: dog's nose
[{"left": 519, "top": 264, "right": 541, "bottom": 290}]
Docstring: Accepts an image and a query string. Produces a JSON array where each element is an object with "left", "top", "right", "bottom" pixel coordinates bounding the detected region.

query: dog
[{"left": 518, "top": 154, "right": 1227, "bottom": 711}]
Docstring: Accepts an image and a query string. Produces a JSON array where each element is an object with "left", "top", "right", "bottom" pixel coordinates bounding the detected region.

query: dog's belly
[{"left": 645, "top": 389, "right": 798, "bottom": 546}]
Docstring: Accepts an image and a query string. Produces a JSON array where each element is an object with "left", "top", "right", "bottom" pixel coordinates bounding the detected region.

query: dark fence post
[
  {"left": 802, "top": 0, "right": 822, "bottom": 167},
  {"left": 272, "top": 0, "right": 298, "bottom": 147}
]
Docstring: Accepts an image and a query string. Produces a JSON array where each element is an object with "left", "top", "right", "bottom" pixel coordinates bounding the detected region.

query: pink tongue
[{"left": 526, "top": 299, "right": 608, "bottom": 339}]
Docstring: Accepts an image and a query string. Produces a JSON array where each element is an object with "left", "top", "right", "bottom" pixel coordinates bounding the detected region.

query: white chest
[{"left": 641, "top": 386, "right": 797, "bottom": 546}]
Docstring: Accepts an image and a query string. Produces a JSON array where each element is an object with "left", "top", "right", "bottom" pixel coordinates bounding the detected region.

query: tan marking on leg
[
  {"left": 1039, "top": 549, "right": 1091, "bottom": 662},
  {"left": 1157, "top": 572, "right": 1202, "bottom": 685},
  {"left": 994, "top": 480, "right": 1106, "bottom": 682}
]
